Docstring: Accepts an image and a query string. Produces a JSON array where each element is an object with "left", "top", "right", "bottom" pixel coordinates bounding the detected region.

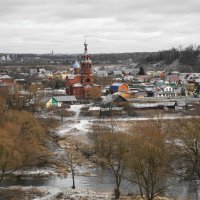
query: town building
[
  {"left": 43, "top": 96, "right": 77, "bottom": 108},
  {"left": 110, "top": 83, "right": 129, "bottom": 94},
  {"left": 0, "top": 75, "right": 14, "bottom": 83},
  {"left": 66, "top": 42, "right": 101, "bottom": 99}
]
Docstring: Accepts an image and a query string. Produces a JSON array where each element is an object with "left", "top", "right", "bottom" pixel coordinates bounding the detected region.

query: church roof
[{"left": 73, "top": 60, "right": 80, "bottom": 69}]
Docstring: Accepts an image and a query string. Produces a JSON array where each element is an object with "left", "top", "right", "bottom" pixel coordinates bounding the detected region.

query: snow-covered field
[{"left": 55, "top": 104, "right": 189, "bottom": 138}]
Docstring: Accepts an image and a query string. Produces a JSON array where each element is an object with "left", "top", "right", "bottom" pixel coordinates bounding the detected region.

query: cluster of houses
[
  {"left": 0, "top": 53, "right": 76, "bottom": 65},
  {"left": 29, "top": 68, "right": 68, "bottom": 80},
  {"left": 0, "top": 55, "right": 12, "bottom": 62},
  {"left": 1, "top": 42, "right": 200, "bottom": 116},
  {"left": 84, "top": 67, "right": 200, "bottom": 116},
  {"left": 97, "top": 67, "right": 200, "bottom": 99},
  {"left": 41, "top": 58, "right": 199, "bottom": 116}
]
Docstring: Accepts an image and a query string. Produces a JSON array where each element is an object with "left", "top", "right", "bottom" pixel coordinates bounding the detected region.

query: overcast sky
[{"left": 0, "top": 0, "right": 200, "bottom": 54}]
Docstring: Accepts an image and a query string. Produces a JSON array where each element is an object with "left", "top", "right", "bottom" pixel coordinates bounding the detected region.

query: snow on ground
[
  {"left": 34, "top": 187, "right": 112, "bottom": 200},
  {"left": 68, "top": 104, "right": 84, "bottom": 117},
  {"left": 14, "top": 167, "right": 58, "bottom": 177},
  {"left": 55, "top": 104, "right": 194, "bottom": 138},
  {"left": 56, "top": 119, "right": 92, "bottom": 136},
  {"left": 56, "top": 104, "right": 93, "bottom": 137}
]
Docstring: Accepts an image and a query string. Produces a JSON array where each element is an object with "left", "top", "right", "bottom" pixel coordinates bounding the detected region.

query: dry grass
[{"left": 0, "top": 187, "right": 47, "bottom": 200}]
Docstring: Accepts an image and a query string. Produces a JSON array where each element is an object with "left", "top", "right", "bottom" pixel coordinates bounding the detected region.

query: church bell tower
[{"left": 80, "top": 41, "right": 93, "bottom": 86}]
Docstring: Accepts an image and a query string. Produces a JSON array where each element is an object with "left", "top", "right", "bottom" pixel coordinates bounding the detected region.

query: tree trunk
[
  {"left": 0, "top": 171, "right": 5, "bottom": 186},
  {"left": 114, "top": 181, "right": 120, "bottom": 199},
  {"left": 72, "top": 170, "right": 75, "bottom": 189},
  {"left": 114, "top": 187, "right": 120, "bottom": 199}
]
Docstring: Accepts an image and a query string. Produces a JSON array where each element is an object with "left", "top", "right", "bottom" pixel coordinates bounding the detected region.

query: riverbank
[
  {"left": 0, "top": 186, "right": 175, "bottom": 200},
  {"left": 1, "top": 105, "right": 199, "bottom": 199}
]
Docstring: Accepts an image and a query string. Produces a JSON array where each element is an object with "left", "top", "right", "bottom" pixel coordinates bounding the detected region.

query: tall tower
[
  {"left": 80, "top": 41, "right": 93, "bottom": 86},
  {"left": 66, "top": 40, "right": 101, "bottom": 99}
]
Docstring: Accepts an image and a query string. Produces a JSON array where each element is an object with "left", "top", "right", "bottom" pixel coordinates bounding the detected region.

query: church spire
[
  {"left": 84, "top": 36, "right": 88, "bottom": 55},
  {"left": 81, "top": 37, "right": 91, "bottom": 63}
]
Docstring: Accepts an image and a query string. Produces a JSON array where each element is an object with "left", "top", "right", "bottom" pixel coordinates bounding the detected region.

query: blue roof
[
  {"left": 110, "top": 85, "right": 119, "bottom": 92},
  {"left": 110, "top": 83, "right": 126, "bottom": 92}
]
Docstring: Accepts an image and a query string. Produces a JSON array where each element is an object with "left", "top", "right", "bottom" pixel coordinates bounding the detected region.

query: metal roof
[{"left": 54, "top": 96, "right": 77, "bottom": 102}]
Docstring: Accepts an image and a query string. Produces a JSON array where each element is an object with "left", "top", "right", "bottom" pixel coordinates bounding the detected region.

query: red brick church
[{"left": 66, "top": 42, "right": 101, "bottom": 99}]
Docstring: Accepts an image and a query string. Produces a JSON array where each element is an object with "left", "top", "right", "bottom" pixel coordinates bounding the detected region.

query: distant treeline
[
  {"left": 91, "top": 45, "right": 200, "bottom": 66},
  {"left": 1, "top": 45, "right": 200, "bottom": 71},
  {"left": 144, "top": 45, "right": 200, "bottom": 65}
]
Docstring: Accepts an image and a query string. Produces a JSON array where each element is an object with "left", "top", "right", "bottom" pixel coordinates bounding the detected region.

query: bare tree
[
  {"left": 89, "top": 120, "right": 128, "bottom": 199},
  {"left": 64, "top": 148, "right": 79, "bottom": 189},
  {"left": 173, "top": 115, "right": 200, "bottom": 181},
  {"left": 127, "top": 130, "right": 172, "bottom": 200}
]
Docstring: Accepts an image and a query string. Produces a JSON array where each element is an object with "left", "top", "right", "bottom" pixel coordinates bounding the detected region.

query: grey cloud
[{"left": 0, "top": 0, "right": 199, "bottom": 53}]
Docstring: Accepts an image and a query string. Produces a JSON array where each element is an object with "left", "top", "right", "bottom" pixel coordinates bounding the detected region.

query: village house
[
  {"left": 122, "top": 68, "right": 133, "bottom": 75},
  {"left": 43, "top": 96, "right": 77, "bottom": 108},
  {"left": 136, "top": 75, "right": 151, "bottom": 83},
  {"left": 112, "top": 70, "right": 123, "bottom": 77},
  {"left": 166, "top": 75, "right": 181, "bottom": 85},
  {"left": 162, "top": 85, "right": 174, "bottom": 92},
  {"left": 123, "top": 75, "right": 135, "bottom": 82},
  {"left": 0, "top": 75, "right": 14, "bottom": 83},
  {"left": 144, "top": 86, "right": 155, "bottom": 97},
  {"left": 154, "top": 90, "right": 179, "bottom": 98},
  {"left": 96, "top": 70, "right": 108, "bottom": 77},
  {"left": 110, "top": 83, "right": 129, "bottom": 94},
  {"left": 102, "top": 93, "right": 128, "bottom": 106},
  {"left": 30, "top": 68, "right": 38, "bottom": 74}
]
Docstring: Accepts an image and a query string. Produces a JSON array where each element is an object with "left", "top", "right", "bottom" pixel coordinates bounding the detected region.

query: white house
[
  {"left": 162, "top": 85, "right": 173, "bottom": 92},
  {"left": 30, "top": 69, "right": 38, "bottom": 74},
  {"left": 96, "top": 70, "right": 108, "bottom": 77},
  {"left": 123, "top": 75, "right": 135, "bottom": 81},
  {"left": 1, "top": 56, "right": 6, "bottom": 61},
  {"left": 113, "top": 71, "right": 123, "bottom": 77}
]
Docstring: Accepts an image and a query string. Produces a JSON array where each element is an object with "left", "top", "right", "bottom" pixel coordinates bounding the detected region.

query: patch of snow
[
  {"left": 34, "top": 187, "right": 112, "bottom": 200},
  {"left": 68, "top": 104, "right": 84, "bottom": 118},
  {"left": 14, "top": 167, "right": 57, "bottom": 176},
  {"left": 56, "top": 119, "right": 92, "bottom": 136}
]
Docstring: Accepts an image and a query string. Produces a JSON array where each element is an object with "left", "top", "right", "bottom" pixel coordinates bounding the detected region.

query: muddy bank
[{"left": 0, "top": 186, "right": 47, "bottom": 200}]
